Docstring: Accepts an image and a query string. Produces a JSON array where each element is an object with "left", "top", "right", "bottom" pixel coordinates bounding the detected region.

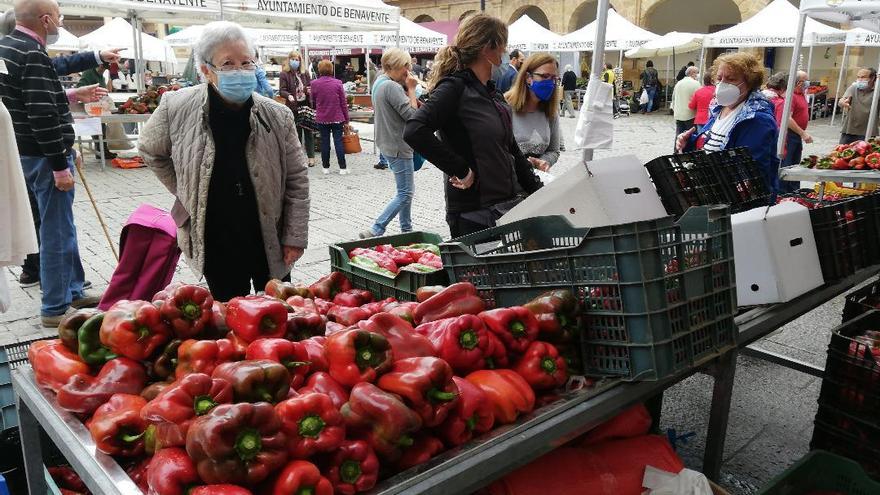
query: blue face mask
[
  {"left": 529, "top": 78, "right": 556, "bottom": 102},
  {"left": 214, "top": 69, "right": 257, "bottom": 104},
  {"left": 857, "top": 80, "right": 869, "bottom": 90},
  {"left": 290, "top": 60, "right": 300, "bottom": 70}
]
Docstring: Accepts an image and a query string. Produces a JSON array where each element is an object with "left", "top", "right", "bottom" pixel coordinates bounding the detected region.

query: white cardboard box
[
  {"left": 732, "top": 202, "right": 824, "bottom": 305},
  {"left": 499, "top": 154, "right": 668, "bottom": 228}
]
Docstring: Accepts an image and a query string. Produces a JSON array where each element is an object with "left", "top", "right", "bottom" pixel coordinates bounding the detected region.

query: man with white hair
[
  {"left": 671, "top": 65, "right": 701, "bottom": 149},
  {"left": 561, "top": 63, "right": 577, "bottom": 118}
]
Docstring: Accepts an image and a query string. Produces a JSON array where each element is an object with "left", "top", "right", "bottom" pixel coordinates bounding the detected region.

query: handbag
[
  {"left": 342, "top": 125, "right": 362, "bottom": 154},
  {"left": 295, "top": 106, "right": 316, "bottom": 131}
]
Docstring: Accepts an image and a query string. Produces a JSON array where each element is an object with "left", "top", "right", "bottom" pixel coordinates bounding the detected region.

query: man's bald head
[
  {"left": 13, "top": 0, "right": 58, "bottom": 27},
  {"left": 797, "top": 70, "right": 808, "bottom": 84}
]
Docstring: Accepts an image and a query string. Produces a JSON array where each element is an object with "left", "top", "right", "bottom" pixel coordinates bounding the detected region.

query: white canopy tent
[
  {"left": 166, "top": 25, "right": 301, "bottom": 48},
  {"left": 557, "top": 8, "right": 658, "bottom": 75},
  {"left": 624, "top": 31, "right": 702, "bottom": 59},
  {"left": 47, "top": 28, "right": 81, "bottom": 52},
  {"left": 507, "top": 15, "right": 564, "bottom": 52},
  {"left": 219, "top": 0, "right": 399, "bottom": 31},
  {"left": 79, "top": 17, "right": 176, "bottom": 64}
]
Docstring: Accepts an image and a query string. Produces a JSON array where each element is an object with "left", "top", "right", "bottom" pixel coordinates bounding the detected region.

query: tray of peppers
[
  {"left": 799, "top": 138, "right": 880, "bottom": 171},
  {"left": 25, "top": 271, "right": 593, "bottom": 495}
]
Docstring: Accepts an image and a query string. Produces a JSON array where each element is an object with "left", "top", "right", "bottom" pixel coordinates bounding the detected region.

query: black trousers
[
  {"left": 203, "top": 240, "right": 287, "bottom": 302},
  {"left": 840, "top": 132, "right": 866, "bottom": 145}
]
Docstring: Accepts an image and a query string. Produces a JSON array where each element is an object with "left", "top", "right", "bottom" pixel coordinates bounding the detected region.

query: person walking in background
[
  {"left": 506, "top": 52, "right": 561, "bottom": 172},
  {"left": 411, "top": 57, "right": 424, "bottom": 80},
  {"left": 602, "top": 62, "right": 618, "bottom": 114},
  {"left": 640, "top": 60, "right": 660, "bottom": 113},
  {"left": 405, "top": 14, "right": 542, "bottom": 237},
  {"left": 561, "top": 64, "right": 577, "bottom": 118},
  {"left": 496, "top": 48, "right": 524, "bottom": 94},
  {"left": 361, "top": 48, "right": 419, "bottom": 239},
  {"left": 689, "top": 72, "right": 715, "bottom": 133},
  {"left": 838, "top": 67, "right": 879, "bottom": 144},
  {"left": 139, "top": 21, "right": 309, "bottom": 301},
  {"left": 672, "top": 66, "right": 700, "bottom": 148},
  {"left": 311, "top": 59, "right": 350, "bottom": 175},
  {"left": 280, "top": 51, "right": 315, "bottom": 167},
  {"left": 765, "top": 71, "right": 813, "bottom": 193}
]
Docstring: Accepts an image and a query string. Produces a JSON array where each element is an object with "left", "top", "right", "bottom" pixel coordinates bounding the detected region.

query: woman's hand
[
  {"left": 528, "top": 157, "right": 551, "bottom": 172},
  {"left": 449, "top": 169, "right": 475, "bottom": 189},
  {"left": 283, "top": 246, "right": 304, "bottom": 265},
  {"left": 675, "top": 127, "right": 696, "bottom": 153},
  {"left": 287, "top": 95, "right": 295, "bottom": 102}
]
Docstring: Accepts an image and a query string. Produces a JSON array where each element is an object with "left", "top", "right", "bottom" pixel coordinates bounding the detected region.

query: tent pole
[
  {"left": 865, "top": 48, "right": 880, "bottom": 139},
  {"left": 806, "top": 44, "right": 814, "bottom": 78},
  {"left": 697, "top": 45, "right": 706, "bottom": 79},
  {"left": 583, "top": 0, "right": 610, "bottom": 163},
  {"left": 365, "top": 44, "right": 371, "bottom": 92},
  {"left": 618, "top": 48, "right": 622, "bottom": 70},
  {"left": 137, "top": 17, "right": 145, "bottom": 88},
  {"left": 778, "top": 13, "right": 807, "bottom": 162},
  {"left": 666, "top": 53, "right": 671, "bottom": 105},
  {"left": 831, "top": 43, "right": 849, "bottom": 126}
]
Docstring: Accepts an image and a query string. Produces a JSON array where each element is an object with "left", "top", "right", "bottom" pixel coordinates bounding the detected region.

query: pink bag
[{"left": 98, "top": 204, "right": 180, "bottom": 310}]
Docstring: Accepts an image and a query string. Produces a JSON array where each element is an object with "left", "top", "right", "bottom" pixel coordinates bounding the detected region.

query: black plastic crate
[
  {"left": 440, "top": 206, "right": 737, "bottom": 381},
  {"left": 706, "top": 147, "right": 774, "bottom": 213},
  {"left": 811, "top": 404, "right": 880, "bottom": 479},
  {"left": 808, "top": 198, "right": 870, "bottom": 282},
  {"left": 819, "top": 310, "right": 880, "bottom": 425},
  {"left": 644, "top": 151, "right": 730, "bottom": 217},
  {"left": 842, "top": 277, "right": 880, "bottom": 323}
]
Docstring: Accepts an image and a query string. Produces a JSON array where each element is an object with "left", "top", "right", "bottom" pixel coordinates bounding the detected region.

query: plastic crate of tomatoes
[{"left": 819, "top": 310, "right": 880, "bottom": 423}]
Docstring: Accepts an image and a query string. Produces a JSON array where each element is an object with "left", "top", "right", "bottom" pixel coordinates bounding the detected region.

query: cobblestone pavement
[{"left": 0, "top": 109, "right": 851, "bottom": 493}]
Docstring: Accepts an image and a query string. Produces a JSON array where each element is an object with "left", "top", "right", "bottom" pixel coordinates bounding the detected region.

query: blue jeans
[
  {"left": 317, "top": 122, "right": 346, "bottom": 169},
  {"left": 378, "top": 153, "right": 388, "bottom": 166},
  {"left": 779, "top": 131, "right": 804, "bottom": 194},
  {"left": 641, "top": 86, "right": 658, "bottom": 113},
  {"left": 370, "top": 156, "right": 414, "bottom": 235},
  {"left": 20, "top": 155, "right": 85, "bottom": 316}
]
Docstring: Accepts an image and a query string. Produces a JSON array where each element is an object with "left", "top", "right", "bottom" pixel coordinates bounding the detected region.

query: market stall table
[{"left": 72, "top": 112, "right": 151, "bottom": 169}]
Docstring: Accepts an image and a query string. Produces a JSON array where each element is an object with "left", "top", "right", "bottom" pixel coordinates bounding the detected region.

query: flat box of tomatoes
[{"left": 27, "top": 273, "right": 591, "bottom": 495}]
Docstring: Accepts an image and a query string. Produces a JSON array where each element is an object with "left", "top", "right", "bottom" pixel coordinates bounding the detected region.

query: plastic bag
[
  {"left": 573, "top": 403, "right": 652, "bottom": 446},
  {"left": 639, "top": 88, "right": 649, "bottom": 105}
]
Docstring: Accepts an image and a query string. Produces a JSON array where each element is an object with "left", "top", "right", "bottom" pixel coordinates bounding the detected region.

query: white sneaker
[
  {"left": 322, "top": 168, "right": 330, "bottom": 175},
  {"left": 339, "top": 169, "right": 350, "bottom": 175}
]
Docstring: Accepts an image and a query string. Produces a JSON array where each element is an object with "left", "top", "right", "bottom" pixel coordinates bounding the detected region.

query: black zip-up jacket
[
  {"left": 562, "top": 71, "right": 577, "bottom": 91},
  {"left": 404, "top": 69, "right": 541, "bottom": 214}
]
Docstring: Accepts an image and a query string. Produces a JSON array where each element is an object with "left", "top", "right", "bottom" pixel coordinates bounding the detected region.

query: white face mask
[
  {"left": 715, "top": 81, "right": 743, "bottom": 107},
  {"left": 44, "top": 16, "right": 60, "bottom": 45}
]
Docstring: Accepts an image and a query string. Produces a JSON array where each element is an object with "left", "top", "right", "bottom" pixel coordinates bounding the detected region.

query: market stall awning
[
  {"left": 219, "top": 0, "right": 399, "bottom": 31},
  {"left": 79, "top": 17, "right": 176, "bottom": 64},
  {"left": 47, "top": 27, "right": 81, "bottom": 52},
  {"left": 368, "top": 16, "right": 446, "bottom": 51},
  {"left": 801, "top": 0, "right": 880, "bottom": 33},
  {"left": 844, "top": 27, "right": 880, "bottom": 47},
  {"left": 624, "top": 31, "right": 702, "bottom": 58},
  {"left": 704, "top": 0, "right": 845, "bottom": 48},
  {"left": 507, "top": 14, "right": 563, "bottom": 52},
  {"left": 557, "top": 8, "right": 658, "bottom": 52},
  {"left": 55, "top": 0, "right": 221, "bottom": 24}
]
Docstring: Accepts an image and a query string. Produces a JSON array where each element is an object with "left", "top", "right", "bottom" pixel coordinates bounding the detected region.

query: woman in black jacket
[{"left": 404, "top": 13, "right": 542, "bottom": 238}]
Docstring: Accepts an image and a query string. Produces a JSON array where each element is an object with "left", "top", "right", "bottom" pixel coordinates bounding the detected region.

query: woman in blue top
[{"left": 676, "top": 52, "right": 780, "bottom": 192}]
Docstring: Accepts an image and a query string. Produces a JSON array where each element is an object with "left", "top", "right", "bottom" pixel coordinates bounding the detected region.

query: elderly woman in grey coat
[{"left": 139, "top": 21, "right": 309, "bottom": 301}]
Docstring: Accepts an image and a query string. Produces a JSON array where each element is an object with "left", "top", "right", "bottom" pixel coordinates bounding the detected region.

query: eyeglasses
[
  {"left": 530, "top": 72, "right": 559, "bottom": 83},
  {"left": 208, "top": 61, "right": 257, "bottom": 72}
]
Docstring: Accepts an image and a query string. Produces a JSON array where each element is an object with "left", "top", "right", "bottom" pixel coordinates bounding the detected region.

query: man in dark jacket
[
  {"left": 676, "top": 61, "right": 694, "bottom": 82},
  {"left": 561, "top": 64, "right": 577, "bottom": 118},
  {"left": 495, "top": 49, "right": 524, "bottom": 93},
  {"left": 640, "top": 60, "right": 660, "bottom": 113}
]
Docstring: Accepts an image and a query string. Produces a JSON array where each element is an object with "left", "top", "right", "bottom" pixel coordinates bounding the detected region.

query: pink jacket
[{"left": 310, "top": 76, "right": 349, "bottom": 124}]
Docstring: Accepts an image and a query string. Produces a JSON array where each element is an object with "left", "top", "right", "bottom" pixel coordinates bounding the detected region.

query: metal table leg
[
  {"left": 17, "top": 396, "right": 47, "bottom": 494},
  {"left": 99, "top": 133, "right": 106, "bottom": 170},
  {"left": 703, "top": 349, "right": 737, "bottom": 481}
]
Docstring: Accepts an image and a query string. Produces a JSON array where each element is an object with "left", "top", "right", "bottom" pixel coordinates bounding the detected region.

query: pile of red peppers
[{"left": 32, "top": 273, "right": 587, "bottom": 495}]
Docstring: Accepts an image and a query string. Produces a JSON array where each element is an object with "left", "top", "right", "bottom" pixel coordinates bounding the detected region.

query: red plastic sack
[
  {"left": 574, "top": 403, "right": 653, "bottom": 446},
  {"left": 485, "top": 435, "right": 683, "bottom": 495}
]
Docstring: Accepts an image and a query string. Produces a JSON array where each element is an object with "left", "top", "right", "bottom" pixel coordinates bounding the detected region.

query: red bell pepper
[
  {"left": 186, "top": 402, "right": 288, "bottom": 486},
  {"left": 332, "top": 289, "right": 373, "bottom": 307},
  {"left": 270, "top": 460, "right": 333, "bottom": 495},
  {"left": 465, "top": 370, "right": 535, "bottom": 424},
  {"left": 360, "top": 297, "right": 398, "bottom": 316},
  {"left": 200, "top": 301, "right": 229, "bottom": 339},
  {"left": 350, "top": 248, "right": 399, "bottom": 273},
  {"left": 523, "top": 289, "right": 579, "bottom": 337},
  {"left": 833, "top": 157, "right": 851, "bottom": 170},
  {"left": 189, "top": 485, "right": 253, "bottom": 495},
  {"left": 57, "top": 357, "right": 147, "bottom": 415},
  {"left": 286, "top": 295, "right": 320, "bottom": 314},
  {"left": 514, "top": 341, "right": 568, "bottom": 391},
  {"left": 88, "top": 393, "right": 148, "bottom": 457},
  {"left": 416, "top": 286, "right": 444, "bottom": 303},
  {"left": 325, "top": 321, "right": 348, "bottom": 335},
  {"left": 326, "top": 305, "right": 373, "bottom": 326},
  {"left": 417, "top": 252, "right": 442, "bottom": 269},
  {"left": 313, "top": 298, "right": 336, "bottom": 315},
  {"left": 141, "top": 381, "right": 172, "bottom": 401},
  {"left": 100, "top": 300, "right": 172, "bottom": 361},
  {"left": 388, "top": 301, "right": 419, "bottom": 325},
  {"left": 245, "top": 338, "right": 310, "bottom": 389},
  {"left": 175, "top": 338, "right": 244, "bottom": 380},
  {"left": 436, "top": 376, "right": 494, "bottom": 446},
  {"left": 479, "top": 306, "right": 540, "bottom": 353},
  {"left": 141, "top": 373, "right": 233, "bottom": 449},
  {"left": 47, "top": 466, "right": 87, "bottom": 493},
  {"left": 265, "top": 279, "right": 313, "bottom": 300},
  {"left": 483, "top": 331, "right": 509, "bottom": 370},
  {"left": 853, "top": 140, "right": 871, "bottom": 156},
  {"left": 57, "top": 308, "right": 100, "bottom": 352},
  {"left": 374, "top": 244, "right": 412, "bottom": 265},
  {"left": 376, "top": 356, "right": 459, "bottom": 427},
  {"left": 413, "top": 282, "right": 485, "bottom": 324},
  {"left": 298, "top": 372, "right": 348, "bottom": 409},
  {"left": 395, "top": 433, "right": 445, "bottom": 470},
  {"left": 301, "top": 336, "right": 329, "bottom": 373},
  {"left": 28, "top": 339, "right": 90, "bottom": 393},
  {"left": 122, "top": 458, "right": 151, "bottom": 494},
  {"left": 867, "top": 152, "right": 880, "bottom": 169},
  {"left": 147, "top": 447, "right": 199, "bottom": 495},
  {"left": 341, "top": 383, "right": 423, "bottom": 461},
  {"left": 211, "top": 359, "right": 290, "bottom": 404},
  {"left": 309, "top": 272, "right": 353, "bottom": 300},
  {"left": 276, "top": 392, "right": 345, "bottom": 458},
  {"left": 225, "top": 331, "right": 250, "bottom": 356},
  {"left": 226, "top": 295, "right": 288, "bottom": 343},
  {"left": 415, "top": 315, "right": 490, "bottom": 374},
  {"left": 158, "top": 284, "right": 214, "bottom": 339},
  {"left": 357, "top": 312, "right": 436, "bottom": 361},
  {"left": 326, "top": 328, "right": 393, "bottom": 387},
  {"left": 324, "top": 439, "right": 379, "bottom": 495},
  {"left": 285, "top": 311, "right": 327, "bottom": 341}
]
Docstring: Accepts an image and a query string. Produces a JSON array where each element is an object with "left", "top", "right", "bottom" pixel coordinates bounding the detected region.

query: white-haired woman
[
  {"left": 360, "top": 48, "right": 419, "bottom": 239},
  {"left": 139, "top": 21, "right": 310, "bottom": 301}
]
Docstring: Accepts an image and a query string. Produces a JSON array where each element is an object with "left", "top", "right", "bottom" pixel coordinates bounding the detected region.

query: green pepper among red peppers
[
  {"left": 211, "top": 359, "right": 290, "bottom": 404},
  {"left": 341, "top": 382, "right": 423, "bottom": 461},
  {"left": 87, "top": 393, "right": 149, "bottom": 457},
  {"left": 326, "top": 328, "right": 392, "bottom": 387},
  {"left": 57, "top": 357, "right": 147, "bottom": 415},
  {"left": 415, "top": 315, "right": 490, "bottom": 375},
  {"left": 436, "top": 376, "right": 495, "bottom": 446},
  {"left": 514, "top": 341, "right": 569, "bottom": 391},
  {"left": 413, "top": 282, "right": 486, "bottom": 324},
  {"left": 245, "top": 338, "right": 310, "bottom": 389},
  {"left": 100, "top": 300, "right": 172, "bottom": 361},
  {"left": 28, "top": 339, "right": 90, "bottom": 393},
  {"left": 158, "top": 284, "right": 214, "bottom": 339},
  {"left": 478, "top": 306, "right": 540, "bottom": 353},
  {"left": 465, "top": 369, "right": 535, "bottom": 424},
  {"left": 276, "top": 392, "right": 346, "bottom": 458},
  {"left": 175, "top": 338, "right": 244, "bottom": 380},
  {"left": 324, "top": 439, "right": 379, "bottom": 495},
  {"left": 357, "top": 312, "right": 436, "bottom": 362},
  {"left": 226, "top": 295, "right": 288, "bottom": 343},
  {"left": 186, "top": 402, "right": 288, "bottom": 486},
  {"left": 77, "top": 312, "right": 116, "bottom": 365},
  {"left": 377, "top": 356, "right": 459, "bottom": 427},
  {"left": 57, "top": 308, "right": 100, "bottom": 352},
  {"left": 146, "top": 447, "right": 199, "bottom": 495},
  {"left": 269, "top": 460, "right": 333, "bottom": 495}
]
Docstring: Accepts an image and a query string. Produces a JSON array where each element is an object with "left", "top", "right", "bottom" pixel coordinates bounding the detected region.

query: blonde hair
[
  {"left": 712, "top": 52, "right": 766, "bottom": 92},
  {"left": 505, "top": 52, "right": 560, "bottom": 119},
  {"left": 381, "top": 48, "right": 412, "bottom": 72},
  {"left": 317, "top": 59, "right": 334, "bottom": 76},
  {"left": 283, "top": 50, "right": 306, "bottom": 74},
  {"left": 427, "top": 13, "right": 507, "bottom": 90}
]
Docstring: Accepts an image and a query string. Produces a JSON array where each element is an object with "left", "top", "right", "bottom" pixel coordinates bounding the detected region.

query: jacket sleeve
[
  {"left": 278, "top": 72, "right": 292, "bottom": 100},
  {"left": 280, "top": 110, "right": 310, "bottom": 249},
  {"left": 52, "top": 51, "right": 99, "bottom": 77},
  {"left": 403, "top": 78, "right": 470, "bottom": 179},
  {"left": 688, "top": 91, "right": 698, "bottom": 110},
  {"left": 732, "top": 114, "right": 780, "bottom": 192},
  {"left": 22, "top": 50, "right": 70, "bottom": 171},
  {"left": 509, "top": 132, "right": 542, "bottom": 194},
  {"left": 539, "top": 115, "right": 561, "bottom": 165},
  {"left": 337, "top": 81, "right": 349, "bottom": 122},
  {"left": 386, "top": 83, "right": 417, "bottom": 121},
  {"left": 139, "top": 95, "right": 177, "bottom": 195}
]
